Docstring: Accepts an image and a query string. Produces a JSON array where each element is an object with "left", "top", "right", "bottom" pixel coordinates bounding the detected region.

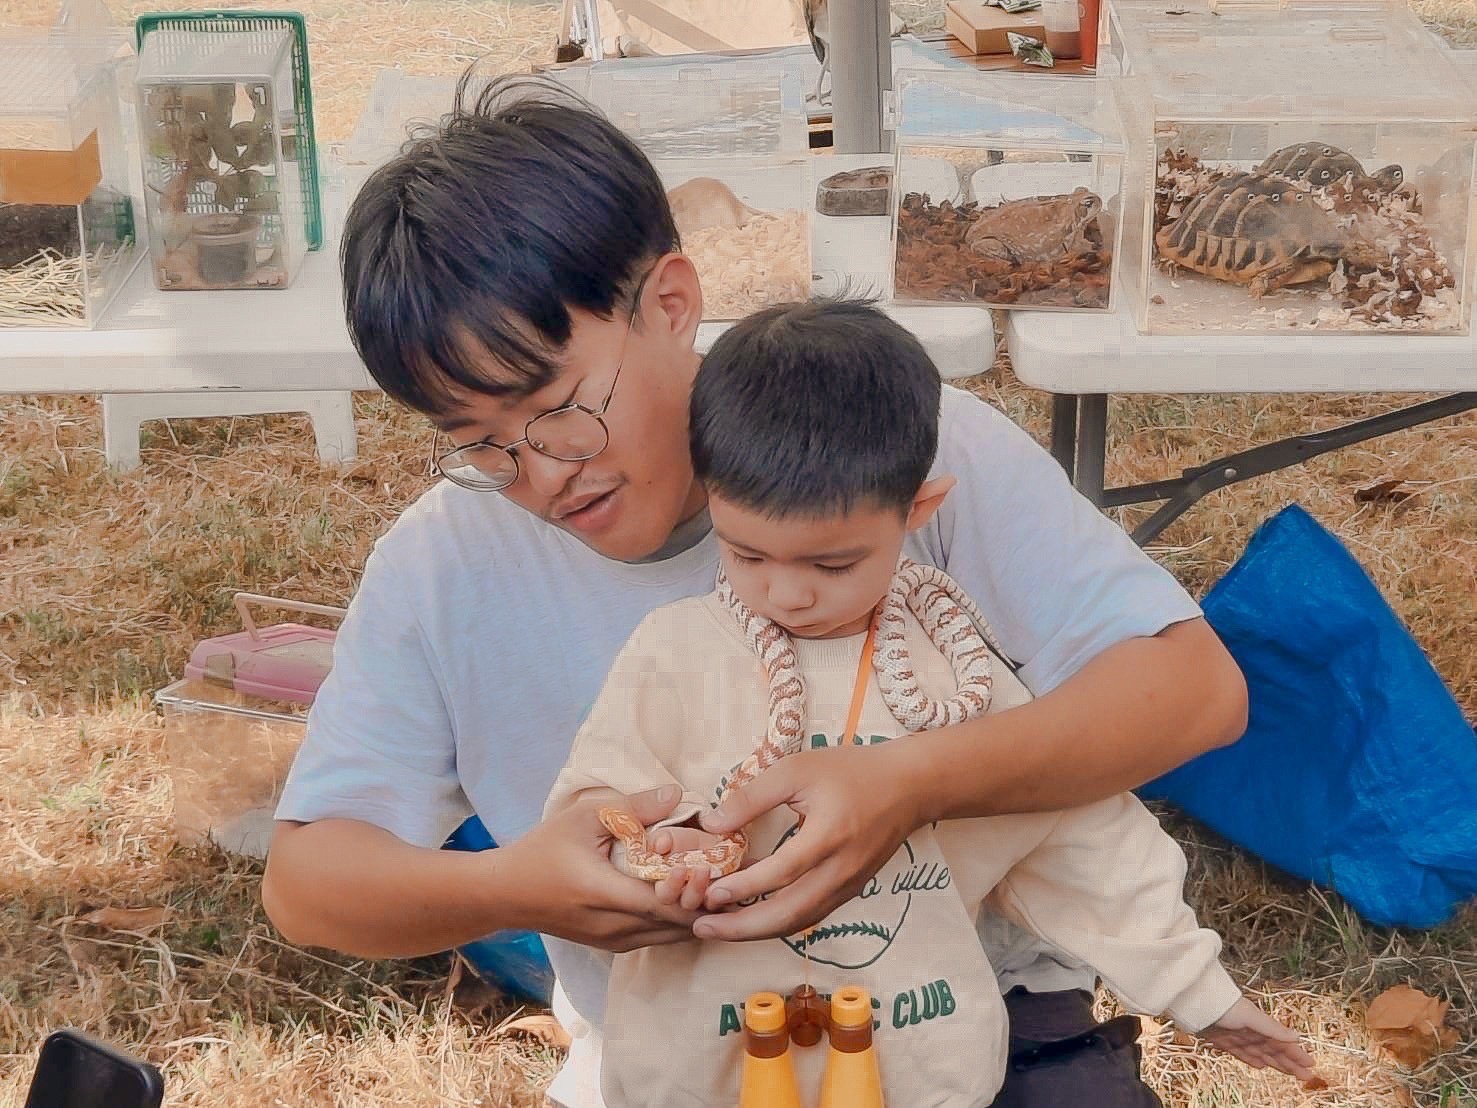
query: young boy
[{"left": 543, "top": 300, "right": 1318, "bottom": 1107}]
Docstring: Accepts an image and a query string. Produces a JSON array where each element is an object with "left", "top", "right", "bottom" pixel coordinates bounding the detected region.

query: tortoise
[
  {"left": 1155, "top": 171, "right": 1384, "bottom": 297},
  {"left": 1256, "top": 142, "right": 1404, "bottom": 196}
]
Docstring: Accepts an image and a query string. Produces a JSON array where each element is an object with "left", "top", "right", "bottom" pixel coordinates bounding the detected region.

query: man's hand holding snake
[{"left": 517, "top": 786, "right": 705, "bottom": 952}]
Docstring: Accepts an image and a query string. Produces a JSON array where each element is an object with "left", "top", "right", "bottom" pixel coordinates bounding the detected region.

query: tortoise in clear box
[
  {"left": 1154, "top": 171, "right": 1385, "bottom": 296},
  {"left": 1257, "top": 142, "right": 1404, "bottom": 196}
]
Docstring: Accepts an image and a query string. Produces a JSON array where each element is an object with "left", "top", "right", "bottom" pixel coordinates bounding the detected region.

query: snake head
[{"left": 596, "top": 806, "right": 648, "bottom": 846}]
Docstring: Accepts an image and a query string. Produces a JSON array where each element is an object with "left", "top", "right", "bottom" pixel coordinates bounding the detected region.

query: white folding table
[
  {"left": 1006, "top": 307, "right": 1477, "bottom": 544},
  {"left": 0, "top": 156, "right": 995, "bottom": 468}
]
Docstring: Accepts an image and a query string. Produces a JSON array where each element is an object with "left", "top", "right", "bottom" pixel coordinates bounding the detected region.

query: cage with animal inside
[
  {"left": 1113, "top": 1, "right": 1477, "bottom": 335},
  {"left": 134, "top": 25, "right": 309, "bottom": 291},
  {"left": 586, "top": 66, "right": 814, "bottom": 320},
  {"left": 891, "top": 68, "right": 1127, "bottom": 313}
]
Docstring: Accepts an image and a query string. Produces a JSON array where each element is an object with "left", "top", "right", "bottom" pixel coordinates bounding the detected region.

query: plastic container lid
[
  {"left": 893, "top": 69, "right": 1126, "bottom": 153},
  {"left": 181, "top": 593, "right": 345, "bottom": 706},
  {"left": 135, "top": 24, "right": 294, "bottom": 82},
  {"left": 1112, "top": 1, "right": 1472, "bottom": 118},
  {"left": 184, "top": 623, "right": 335, "bottom": 705},
  {"left": 0, "top": 35, "right": 113, "bottom": 151}
]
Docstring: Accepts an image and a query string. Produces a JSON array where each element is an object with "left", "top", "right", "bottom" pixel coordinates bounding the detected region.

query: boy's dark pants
[{"left": 990, "top": 988, "right": 1164, "bottom": 1108}]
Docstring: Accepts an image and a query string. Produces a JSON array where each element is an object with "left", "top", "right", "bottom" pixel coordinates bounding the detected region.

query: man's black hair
[
  {"left": 339, "top": 72, "right": 679, "bottom": 419},
  {"left": 691, "top": 299, "right": 942, "bottom": 519}
]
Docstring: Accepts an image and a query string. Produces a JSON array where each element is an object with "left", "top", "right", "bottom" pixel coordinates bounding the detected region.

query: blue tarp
[
  {"left": 1140, "top": 504, "right": 1477, "bottom": 929},
  {"left": 443, "top": 817, "right": 555, "bottom": 1004}
]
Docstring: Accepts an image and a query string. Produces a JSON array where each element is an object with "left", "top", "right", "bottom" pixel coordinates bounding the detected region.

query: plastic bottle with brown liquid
[
  {"left": 818, "top": 986, "right": 885, "bottom": 1108},
  {"left": 785, "top": 983, "right": 828, "bottom": 1048},
  {"left": 736, "top": 991, "right": 804, "bottom": 1108}
]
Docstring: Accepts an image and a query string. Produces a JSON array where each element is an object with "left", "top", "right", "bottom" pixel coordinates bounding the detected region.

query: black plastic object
[{"left": 24, "top": 1030, "right": 164, "bottom": 1108}]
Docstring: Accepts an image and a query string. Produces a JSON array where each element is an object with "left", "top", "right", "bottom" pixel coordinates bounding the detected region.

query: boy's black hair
[
  {"left": 691, "top": 299, "right": 942, "bottom": 519},
  {"left": 339, "top": 72, "right": 680, "bottom": 419}
]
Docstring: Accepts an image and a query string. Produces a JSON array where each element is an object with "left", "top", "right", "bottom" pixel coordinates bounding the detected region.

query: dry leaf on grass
[
  {"left": 501, "top": 1014, "right": 572, "bottom": 1050},
  {"left": 76, "top": 906, "right": 172, "bottom": 933},
  {"left": 1365, "top": 983, "right": 1460, "bottom": 1068},
  {"left": 1355, "top": 478, "right": 1414, "bottom": 504}
]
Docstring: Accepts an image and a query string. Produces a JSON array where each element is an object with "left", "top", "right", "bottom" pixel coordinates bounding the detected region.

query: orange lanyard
[
  {"left": 842, "top": 612, "right": 879, "bottom": 744},
  {"left": 794, "top": 609, "right": 881, "bottom": 1026}
]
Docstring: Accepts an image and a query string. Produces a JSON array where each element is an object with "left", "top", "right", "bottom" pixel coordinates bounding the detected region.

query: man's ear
[
  {"left": 646, "top": 252, "right": 703, "bottom": 348},
  {"left": 906, "top": 475, "right": 957, "bottom": 532}
]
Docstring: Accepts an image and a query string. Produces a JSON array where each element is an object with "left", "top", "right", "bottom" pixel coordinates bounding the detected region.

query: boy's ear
[
  {"left": 648, "top": 252, "right": 703, "bottom": 349},
  {"left": 906, "top": 475, "right": 957, "bottom": 532}
]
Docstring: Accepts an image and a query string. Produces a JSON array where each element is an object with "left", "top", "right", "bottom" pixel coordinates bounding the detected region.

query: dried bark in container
[{"left": 895, "top": 192, "right": 1113, "bottom": 309}]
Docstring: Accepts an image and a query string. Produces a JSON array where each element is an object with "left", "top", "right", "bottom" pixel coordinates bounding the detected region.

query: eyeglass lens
[{"left": 440, "top": 406, "right": 612, "bottom": 490}]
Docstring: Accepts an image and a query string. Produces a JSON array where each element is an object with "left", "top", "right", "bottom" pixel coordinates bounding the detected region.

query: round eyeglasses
[{"left": 433, "top": 271, "right": 651, "bottom": 492}]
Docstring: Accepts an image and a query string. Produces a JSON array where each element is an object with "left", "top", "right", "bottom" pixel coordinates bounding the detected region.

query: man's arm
[
  {"left": 915, "top": 615, "right": 1247, "bottom": 821},
  {"left": 262, "top": 785, "right": 700, "bottom": 958},
  {"left": 692, "top": 616, "right": 1246, "bottom": 939},
  {"left": 265, "top": 600, "right": 720, "bottom": 959}
]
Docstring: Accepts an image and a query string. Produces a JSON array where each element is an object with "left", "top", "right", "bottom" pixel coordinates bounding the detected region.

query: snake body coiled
[{"left": 599, "top": 558, "right": 1008, "bottom": 880}]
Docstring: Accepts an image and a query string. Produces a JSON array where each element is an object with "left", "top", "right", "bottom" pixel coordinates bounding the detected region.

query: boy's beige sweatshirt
[{"left": 545, "top": 592, "right": 1243, "bottom": 1108}]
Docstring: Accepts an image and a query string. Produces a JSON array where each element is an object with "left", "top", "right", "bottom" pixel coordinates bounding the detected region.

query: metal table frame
[{"left": 1051, "top": 391, "right": 1477, "bottom": 546}]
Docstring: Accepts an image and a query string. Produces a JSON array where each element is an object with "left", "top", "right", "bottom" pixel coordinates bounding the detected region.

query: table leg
[
  {"left": 100, "top": 390, "right": 358, "bottom": 470},
  {"left": 1050, "top": 394, "right": 1078, "bottom": 482},
  {"left": 1100, "top": 391, "right": 1477, "bottom": 546},
  {"left": 1073, "top": 394, "right": 1108, "bottom": 506}
]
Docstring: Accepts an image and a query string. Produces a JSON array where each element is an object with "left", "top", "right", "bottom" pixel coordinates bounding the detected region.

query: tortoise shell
[
  {"left": 1155, "top": 171, "right": 1383, "bottom": 296},
  {"left": 1257, "top": 142, "right": 1404, "bottom": 194}
]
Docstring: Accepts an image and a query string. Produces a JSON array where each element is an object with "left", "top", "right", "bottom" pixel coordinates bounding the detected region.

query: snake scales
[{"left": 598, "top": 558, "right": 1008, "bottom": 881}]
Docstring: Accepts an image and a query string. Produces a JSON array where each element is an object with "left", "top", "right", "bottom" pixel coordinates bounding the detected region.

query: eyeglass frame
[{"left": 430, "top": 265, "right": 655, "bottom": 492}]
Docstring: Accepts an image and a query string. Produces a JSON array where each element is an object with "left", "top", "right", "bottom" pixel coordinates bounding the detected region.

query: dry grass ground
[{"left": 2, "top": 0, "right": 1474, "bottom": 1104}]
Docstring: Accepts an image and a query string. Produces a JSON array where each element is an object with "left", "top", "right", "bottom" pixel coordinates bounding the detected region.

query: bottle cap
[
  {"left": 745, "top": 992, "right": 787, "bottom": 1034},
  {"left": 830, "top": 986, "right": 872, "bottom": 1029}
]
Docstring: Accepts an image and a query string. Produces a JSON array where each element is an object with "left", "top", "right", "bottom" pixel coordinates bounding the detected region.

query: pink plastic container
[{"left": 184, "top": 593, "right": 344, "bottom": 705}]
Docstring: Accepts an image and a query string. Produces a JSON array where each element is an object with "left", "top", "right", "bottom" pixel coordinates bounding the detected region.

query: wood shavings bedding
[{"left": 681, "top": 209, "right": 811, "bottom": 320}]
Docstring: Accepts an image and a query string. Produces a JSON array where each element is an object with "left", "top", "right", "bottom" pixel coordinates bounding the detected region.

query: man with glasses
[
  {"left": 431, "top": 267, "right": 651, "bottom": 498},
  {"left": 263, "top": 75, "right": 1250, "bottom": 1106}
]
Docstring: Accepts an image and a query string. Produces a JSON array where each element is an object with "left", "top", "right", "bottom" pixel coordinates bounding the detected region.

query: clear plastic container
[
  {"left": 1117, "top": 18, "right": 1477, "bottom": 335},
  {"left": 134, "top": 26, "right": 308, "bottom": 290},
  {"left": 890, "top": 69, "right": 1126, "bottom": 312},
  {"left": 587, "top": 67, "right": 813, "bottom": 320},
  {"left": 0, "top": 35, "right": 140, "bottom": 328},
  {"left": 1041, "top": 0, "right": 1084, "bottom": 60},
  {"left": 154, "top": 595, "right": 342, "bottom": 858},
  {"left": 345, "top": 67, "right": 594, "bottom": 168},
  {"left": 155, "top": 676, "right": 308, "bottom": 858},
  {"left": 1102, "top": 0, "right": 1437, "bottom": 80}
]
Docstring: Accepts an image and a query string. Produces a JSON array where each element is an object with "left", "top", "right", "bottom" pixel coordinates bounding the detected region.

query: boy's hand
[
  {"left": 514, "top": 787, "right": 704, "bottom": 952},
  {"left": 652, "top": 863, "right": 716, "bottom": 913},
  {"left": 645, "top": 826, "right": 722, "bottom": 913},
  {"left": 689, "top": 741, "right": 923, "bottom": 941},
  {"left": 1198, "top": 997, "right": 1321, "bottom": 1083}
]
